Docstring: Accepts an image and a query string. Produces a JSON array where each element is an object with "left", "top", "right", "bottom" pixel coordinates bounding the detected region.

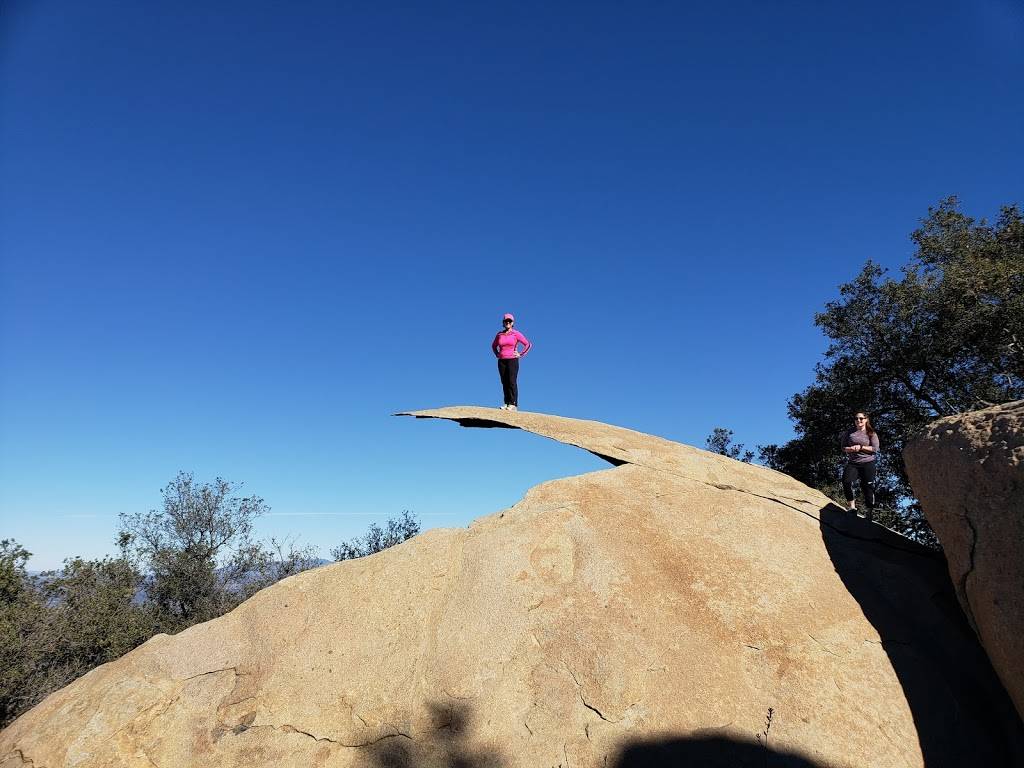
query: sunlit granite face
[
  {"left": 2, "top": 407, "right": 1022, "bottom": 768},
  {"left": 904, "top": 399, "right": 1024, "bottom": 722}
]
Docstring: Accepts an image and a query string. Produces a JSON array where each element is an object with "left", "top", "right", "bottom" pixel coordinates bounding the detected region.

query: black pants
[
  {"left": 497, "top": 358, "right": 519, "bottom": 406},
  {"left": 842, "top": 461, "right": 876, "bottom": 509}
]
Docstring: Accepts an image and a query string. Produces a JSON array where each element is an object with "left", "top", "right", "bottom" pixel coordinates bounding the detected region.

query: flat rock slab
[
  {"left": 904, "top": 399, "right": 1024, "bottom": 720},
  {"left": 3, "top": 407, "right": 1022, "bottom": 767}
]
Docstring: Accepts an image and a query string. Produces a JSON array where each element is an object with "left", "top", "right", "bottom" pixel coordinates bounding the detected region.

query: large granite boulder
[
  {"left": 903, "top": 399, "right": 1024, "bottom": 721},
  {"left": 2, "top": 407, "right": 1022, "bottom": 767}
]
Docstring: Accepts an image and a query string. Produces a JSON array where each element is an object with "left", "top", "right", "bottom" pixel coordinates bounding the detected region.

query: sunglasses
[{"left": 503, "top": 319, "right": 513, "bottom": 324}]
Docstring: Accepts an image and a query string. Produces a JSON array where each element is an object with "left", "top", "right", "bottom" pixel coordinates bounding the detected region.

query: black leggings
[
  {"left": 498, "top": 358, "right": 519, "bottom": 406},
  {"left": 842, "top": 462, "right": 876, "bottom": 509}
]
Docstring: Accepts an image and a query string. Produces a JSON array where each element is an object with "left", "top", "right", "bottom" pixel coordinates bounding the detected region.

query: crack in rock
[
  {"left": 706, "top": 486, "right": 933, "bottom": 559},
  {"left": 243, "top": 723, "right": 413, "bottom": 749},
  {"left": 104, "top": 675, "right": 213, "bottom": 746},
  {"left": 139, "top": 745, "right": 164, "bottom": 768},
  {"left": 807, "top": 633, "right": 841, "bottom": 657},
  {"left": 580, "top": 699, "right": 611, "bottom": 723},
  {"left": 959, "top": 510, "right": 981, "bottom": 634},
  {"left": 3, "top": 749, "right": 41, "bottom": 768},
  {"left": 278, "top": 724, "right": 340, "bottom": 743},
  {"left": 183, "top": 666, "right": 239, "bottom": 681},
  {"left": 559, "top": 662, "right": 616, "bottom": 724},
  {"left": 441, "top": 688, "right": 477, "bottom": 701},
  {"left": 399, "top": 409, "right": 938, "bottom": 560},
  {"left": 95, "top": 668, "right": 247, "bottom": 752}
]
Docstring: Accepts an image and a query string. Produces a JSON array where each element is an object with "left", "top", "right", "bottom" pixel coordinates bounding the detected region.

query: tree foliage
[
  {"left": 704, "top": 428, "right": 754, "bottom": 463},
  {"left": 764, "top": 198, "right": 1024, "bottom": 543},
  {"left": 118, "top": 471, "right": 319, "bottom": 631},
  {"left": 0, "top": 545, "right": 157, "bottom": 728},
  {"left": 331, "top": 511, "right": 420, "bottom": 561},
  {"left": 0, "top": 540, "right": 40, "bottom": 725},
  {"left": 37, "top": 556, "right": 156, "bottom": 670},
  {"left": 0, "top": 539, "right": 31, "bottom": 605}
]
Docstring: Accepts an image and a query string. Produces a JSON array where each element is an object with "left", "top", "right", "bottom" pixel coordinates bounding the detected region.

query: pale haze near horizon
[{"left": 2, "top": 1, "right": 1022, "bottom": 569}]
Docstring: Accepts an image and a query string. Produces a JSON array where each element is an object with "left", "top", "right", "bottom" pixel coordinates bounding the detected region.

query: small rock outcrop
[
  {"left": 903, "top": 399, "right": 1024, "bottom": 720},
  {"left": 2, "top": 406, "right": 1022, "bottom": 767}
]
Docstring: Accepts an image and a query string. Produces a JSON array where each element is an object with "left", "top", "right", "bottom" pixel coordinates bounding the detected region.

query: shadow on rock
[
  {"left": 611, "top": 734, "right": 823, "bottom": 767},
  {"left": 359, "top": 701, "right": 505, "bottom": 768},
  {"left": 819, "top": 503, "right": 1024, "bottom": 766}
]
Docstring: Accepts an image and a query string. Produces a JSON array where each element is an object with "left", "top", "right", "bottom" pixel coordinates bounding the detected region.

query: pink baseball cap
[{"left": 503, "top": 313, "right": 515, "bottom": 321}]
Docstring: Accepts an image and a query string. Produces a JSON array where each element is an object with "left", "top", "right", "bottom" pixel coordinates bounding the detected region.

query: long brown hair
[{"left": 854, "top": 411, "right": 876, "bottom": 437}]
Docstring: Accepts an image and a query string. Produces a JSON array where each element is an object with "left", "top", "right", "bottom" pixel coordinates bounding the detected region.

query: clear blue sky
[{"left": 2, "top": 1, "right": 1022, "bottom": 569}]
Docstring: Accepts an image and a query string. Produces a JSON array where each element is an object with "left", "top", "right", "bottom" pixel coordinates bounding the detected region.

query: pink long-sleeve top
[{"left": 492, "top": 329, "right": 532, "bottom": 359}]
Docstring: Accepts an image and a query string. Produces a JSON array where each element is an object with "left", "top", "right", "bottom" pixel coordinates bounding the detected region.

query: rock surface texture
[
  {"left": 3, "top": 407, "right": 1023, "bottom": 767},
  {"left": 903, "top": 399, "right": 1024, "bottom": 721}
]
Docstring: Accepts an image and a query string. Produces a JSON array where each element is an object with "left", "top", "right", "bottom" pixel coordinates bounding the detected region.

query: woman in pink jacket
[{"left": 491, "top": 312, "right": 532, "bottom": 411}]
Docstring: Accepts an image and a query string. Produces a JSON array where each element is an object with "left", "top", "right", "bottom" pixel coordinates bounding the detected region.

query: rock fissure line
[
  {"left": 558, "top": 662, "right": 617, "bottom": 724},
  {"left": 245, "top": 723, "right": 413, "bottom": 749},
  {"left": 4, "top": 749, "right": 41, "bottom": 768},
  {"left": 100, "top": 667, "right": 242, "bottom": 747},
  {"left": 401, "top": 410, "right": 934, "bottom": 559},
  {"left": 441, "top": 688, "right": 477, "bottom": 701},
  {"left": 660, "top": 479, "right": 931, "bottom": 560},
  {"left": 806, "top": 633, "right": 841, "bottom": 657},
  {"left": 222, "top": 695, "right": 257, "bottom": 708},
  {"left": 874, "top": 723, "right": 910, "bottom": 768},
  {"left": 615, "top": 459, "right": 929, "bottom": 559},
  {"left": 279, "top": 724, "right": 339, "bottom": 743},
  {"left": 629, "top": 448, "right": 922, "bottom": 556},
  {"left": 140, "top": 746, "right": 164, "bottom": 768},
  {"left": 580, "top": 698, "right": 611, "bottom": 723},
  {"left": 959, "top": 510, "right": 981, "bottom": 634},
  {"left": 561, "top": 662, "right": 581, "bottom": 687},
  {"left": 359, "top": 730, "right": 415, "bottom": 747},
  {"left": 103, "top": 693, "right": 181, "bottom": 745},
  {"left": 107, "top": 669, "right": 235, "bottom": 748},
  {"left": 183, "top": 667, "right": 239, "bottom": 682}
]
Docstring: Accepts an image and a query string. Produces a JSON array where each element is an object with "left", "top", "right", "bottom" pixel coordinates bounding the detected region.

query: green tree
[
  {"left": 239, "top": 536, "right": 323, "bottom": 594},
  {"left": 0, "top": 540, "right": 42, "bottom": 726},
  {"left": 119, "top": 472, "right": 317, "bottom": 631},
  {"left": 1, "top": 477, "right": 325, "bottom": 728},
  {"left": 704, "top": 427, "right": 754, "bottom": 463},
  {"left": 331, "top": 511, "right": 420, "bottom": 561},
  {"left": 36, "top": 556, "right": 157, "bottom": 671},
  {"left": 0, "top": 544, "right": 157, "bottom": 729},
  {"left": 764, "top": 198, "right": 1023, "bottom": 543},
  {"left": 0, "top": 539, "right": 31, "bottom": 604}
]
